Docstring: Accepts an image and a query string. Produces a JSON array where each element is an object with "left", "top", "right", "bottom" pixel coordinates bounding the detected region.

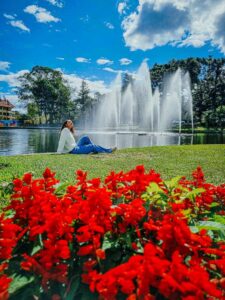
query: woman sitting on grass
[{"left": 57, "top": 120, "right": 117, "bottom": 154}]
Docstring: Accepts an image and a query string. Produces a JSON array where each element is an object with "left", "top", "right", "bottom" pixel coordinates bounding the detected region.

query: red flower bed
[{"left": 0, "top": 166, "right": 225, "bottom": 299}]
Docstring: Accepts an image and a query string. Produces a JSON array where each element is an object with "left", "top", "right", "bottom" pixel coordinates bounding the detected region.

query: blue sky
[{"left": 0, "top": 0, "right": 224, "bottom": 108}]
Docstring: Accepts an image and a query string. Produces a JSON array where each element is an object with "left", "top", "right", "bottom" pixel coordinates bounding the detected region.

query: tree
[
  {"left": 17, "top": 66, "right": 72, "bottom": 124},
  {"left": 121, "top": 73, "right": 133, "bottom": 93},
  {"left": 151, "top": 57, "right": 225, "bottom": 129},
  {"left": 27, "top": 103, "right": 39, "bottom": 124},
  {"left": 76, "top": 80, "right": 93, "bottom": 115}
]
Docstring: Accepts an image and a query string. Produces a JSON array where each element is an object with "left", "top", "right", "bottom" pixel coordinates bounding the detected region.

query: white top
[{"left": 57, "top": 128, "right": 77, "bottom": 153}]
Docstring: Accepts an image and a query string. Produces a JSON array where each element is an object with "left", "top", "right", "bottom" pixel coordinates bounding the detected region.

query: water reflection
[
  {"left": 86, "top": 132, "right": 191, "bottom": 149},
  {"left": 0, "top": 129, "right": 59, "bottom": 156},
  {"left": 0, "top": 129, "right": 224, "bottom": 156}
]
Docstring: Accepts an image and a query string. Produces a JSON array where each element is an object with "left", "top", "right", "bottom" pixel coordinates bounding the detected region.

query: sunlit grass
[{"left": 0, "top": 145, "right": 224, "bottom": 185}]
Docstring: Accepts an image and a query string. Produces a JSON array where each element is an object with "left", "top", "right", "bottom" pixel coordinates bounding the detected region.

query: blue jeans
[{"left": 69, "top": 135, "right": 112, "bottom": 154}]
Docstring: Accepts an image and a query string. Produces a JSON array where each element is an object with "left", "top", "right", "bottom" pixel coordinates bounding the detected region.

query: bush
[{"left": 0, "top": 166, "right": 225, "bottom": 299}]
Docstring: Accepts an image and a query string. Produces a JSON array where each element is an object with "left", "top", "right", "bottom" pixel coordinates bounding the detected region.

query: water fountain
[{"left": 80, "top": 61, "right": 194, "bottom": 148}]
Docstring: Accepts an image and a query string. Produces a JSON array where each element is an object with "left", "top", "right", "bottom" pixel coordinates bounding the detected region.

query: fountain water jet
[{"left": 81, "top": 61, "right": 193, "bottom": 134}]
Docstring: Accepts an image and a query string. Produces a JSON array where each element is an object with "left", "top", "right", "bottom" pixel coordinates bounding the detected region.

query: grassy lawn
[{"left": 0, "top": 144, "right": 225, "bottom": 185}]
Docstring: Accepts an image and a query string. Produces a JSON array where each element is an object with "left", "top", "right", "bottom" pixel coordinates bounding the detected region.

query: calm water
[{"left": 0, "top": 129, "right": 224, "bottom": 156}]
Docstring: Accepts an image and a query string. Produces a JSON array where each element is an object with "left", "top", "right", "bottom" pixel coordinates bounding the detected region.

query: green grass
[{"left": 0, "top": 145, "right": 225, "bottom": 185}]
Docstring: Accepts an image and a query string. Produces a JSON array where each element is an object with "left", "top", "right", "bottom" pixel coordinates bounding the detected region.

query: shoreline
[{"left": 0, "top": 126, "right": 224, "bottom": 134}]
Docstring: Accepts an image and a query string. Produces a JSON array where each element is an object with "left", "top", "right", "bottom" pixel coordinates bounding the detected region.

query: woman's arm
[{"left": 57, "top": 129, "right": 67, "bottom": 153}]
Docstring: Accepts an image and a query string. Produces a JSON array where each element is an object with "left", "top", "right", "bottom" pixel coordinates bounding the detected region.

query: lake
[{"left": 0, "top": 128, "right": 224, "bottom": 156}]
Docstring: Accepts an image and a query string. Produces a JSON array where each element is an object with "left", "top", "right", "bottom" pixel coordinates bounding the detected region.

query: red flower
[
  {"left": 192, "top": 166, "right": 205, "bottom": 185},
  {"left": 96, "top": 249, "right": 105, "bottom": 260},
  {"left": 0, "top": 274, "right": 12, "bottom": 300},
  {"left": 1, "top": 166, "right": 224, "bottom": 299},
  {"left": 51, "top": 294, "right": 61, "bottom": 300},
  {"left": 77, "top": 245, "right": 93, "bottom": 256},
  {"left": 43, "top": 168, "right": 55, "bottom": 179},
  {"left": 22, "top": 172, "right": 32, "bottom": 184},
  {"left": 0, "top": 215, "right": 21, "bottom": 260},
  {"left": 131, "top": 243, "right": 138, "bottom": 251}
]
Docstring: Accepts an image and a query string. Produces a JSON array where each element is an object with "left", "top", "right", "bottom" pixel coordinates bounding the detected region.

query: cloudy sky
[{"left": 0, "top": 0, "right": 225, "bottom": 109}]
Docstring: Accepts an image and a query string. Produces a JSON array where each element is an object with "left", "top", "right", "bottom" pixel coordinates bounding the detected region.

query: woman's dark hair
[{"left": 60, "top": 120, "right": 75, "bottom": 134}]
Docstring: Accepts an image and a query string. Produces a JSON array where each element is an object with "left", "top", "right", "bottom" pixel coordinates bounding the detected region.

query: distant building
[
  {"left": 0, "top": 97, "right": 20, "bottom": 127},
  {"left": 0, "top": 97, "right": 15, "bottom": 120}
]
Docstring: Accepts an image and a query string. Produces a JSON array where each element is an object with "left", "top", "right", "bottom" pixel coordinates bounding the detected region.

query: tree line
[
  {"left": 17, "top": 66, "right": 99, "bottom": 125},
  {"left": 150, "top": 57, "right": 225, "bottom": 130},
  {"left": 17, "top": 57, "right": 225, "bottom": 130}
]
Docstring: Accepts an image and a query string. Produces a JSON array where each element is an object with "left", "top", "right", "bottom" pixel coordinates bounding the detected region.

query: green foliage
[
  {"left": 142, "top": 178, "right": 205, "bottom": 212},
  {"left": 9, "top": 275, "right": 35, "bottom": 296},
  {"left": 0, "top": 180, "right": 14, "bottom": 210},
  {"left": 0, "top": 164, "right": 224, "bottom": 299},
  {"left": 55, "top": 181, "right": 74, "bottom": 196},
  {"left": 17, "top": 66, "right": 73, "bottom": 124},
  {"left": 151, "top": 57, "right": 225, "bottom": 130},
  {"left": 190, "top": 220, "right": 225, "bottom": 242},
  {"left": 76, "top": 80, "right": 91, "bottom": 108},
  {"left": 75, "top": 80, "right": 97, "bottom": 125}
]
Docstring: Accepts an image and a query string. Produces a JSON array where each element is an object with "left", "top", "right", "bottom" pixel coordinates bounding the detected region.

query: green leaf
[
  {"left": 164, "top": 176, "right": 182, "bottom": 189},
  {"left": 189, "top": 226, "right": 199, "bottom": 233},
  {"left": 197, "top": 221, "right": 225, "bottom": 231},
  {"left": 142, "top": 183, "right": 167, "bottom": 205},
  {"left": 79, "top": 284, "right": 98, "bottom": 300},
  {"left": 213, "top": 215, "right": 225, "bottom": 225},
  {"left": 102, "top": 235, "right": 112, "bottom": 251},
  {"left": 31, "top": 244, "right": 42, "bottom": 255},
  {"left": 146, "top": 182, "right": 164, "bottom": 194},
  {"left": 65, "top": 275, "right": 80, "bottom": 300},
  {"left": 55, "top": 181, "right": 73, "bottom": 196},
  {"left": 123, "top": 232, "right": 132, "bottom": 248},
  {"left": 9, "top": 275, "right": 35, "bottom": 295},
  {"left": 186, "top": 188, "right": 205, "bottom": 200},
  {"left": 210, "top": 202, "right": 220, "bottom": 208},
  {"left": 181, "top": 208, "right": 192, "bottom": 217}
]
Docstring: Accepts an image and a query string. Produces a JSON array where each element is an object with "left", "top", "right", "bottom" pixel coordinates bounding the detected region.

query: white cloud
[
  {"left": 52, "top": 67, "right": 109, "bottom": 94},
  {"left": 0, "top": 70, "right": 29, "bottom": 87},
  {"left": 121, "top": 0, "right": 225, "bottom": 53},
  {"left": 0, "top": 69, "right": 109, "bottom": 109},
  {"left": 104, "top": 22, "right": 114, "bottom": 29},
  {"left": 63, "top": 74, "right": 109, "bottom": 96},
  {"left": 4, "top": 14, "right": 30, "bottom": 32},
  {"left": 122, "top": 0, "right": 188, "bottom": 51},
  {"left": 103, "top": 67, "right": 123, "bottom": 74},
  {"left": 55, "top": 69, "right": 110, "bottom": 95},
  {"left": 56, "top": 57, "right": 64, "bottom": 60},
  {"left": 4, "top": 94, "right": 18, "bottom": 104},
  {"left": 3, "top": 14, "right": 15, "bottom": 20},
  {"left": 75, "top": 57, "right": 91, "bottom": 63},
  {"left": 43, "top": 43, "right": 52, "bottom": 47},
  {"left": 24, "top": 5, "right": 61, "bottom": 23},
  {"left": 96, "top": 58, "right": 113, "bottom": 65},
  {"left": 213, "top": 12, "right": 225, "bottom": 53},
  {"left": 80, "top": 15, "right": 89, "bottom": 23},
  {"left": 119, "top": 58, "right": 132, "bottom": 65},
  {"left": 0, "top": 61, "right": 11, "bottom": 71},
  {"left": 44, "top": 0, "right": 64, "bottom": 8},
  {"left": 118, "top": 2, "right": 127, "bottom": 15},
  {"left": 9, "top": 20, "right": 30, "bottom": 32},
  {"left": 3, "top": 94, "right": 26, "bottom": 113}
]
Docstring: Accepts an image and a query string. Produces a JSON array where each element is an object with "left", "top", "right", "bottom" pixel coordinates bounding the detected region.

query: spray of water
[{"left": 82, "top": 61, "right": 193, "bottom": 133}]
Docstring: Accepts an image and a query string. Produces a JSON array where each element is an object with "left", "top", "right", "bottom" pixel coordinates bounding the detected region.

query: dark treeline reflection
[
  {"left": 27, "top": 130, "right": 59, "bottom": 153},
  {"left": 0, "top": 129, "right": 59, "bottom": 156},
  {"left": 0, "top": 129, "right": 224, "bottom": 156}
]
